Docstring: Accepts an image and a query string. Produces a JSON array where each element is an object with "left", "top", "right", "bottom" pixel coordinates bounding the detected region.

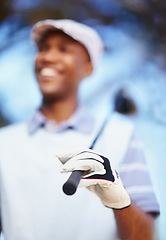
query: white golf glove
[{"left": 57, "top": 148, "right": 131, "bottom": 209}]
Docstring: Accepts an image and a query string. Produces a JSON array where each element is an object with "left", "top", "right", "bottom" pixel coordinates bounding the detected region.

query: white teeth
[{"left": 40, "top": 68, "right": 56, "bottom": 77}]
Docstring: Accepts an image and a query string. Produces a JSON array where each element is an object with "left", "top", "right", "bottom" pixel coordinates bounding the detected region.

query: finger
[{"left": 61, "top": 159, "right": 105, "bottom": 173}]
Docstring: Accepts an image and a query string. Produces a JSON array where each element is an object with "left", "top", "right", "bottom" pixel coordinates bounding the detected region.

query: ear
[{"left": 82, "top": 61, "right": 93, "bottom": 80}]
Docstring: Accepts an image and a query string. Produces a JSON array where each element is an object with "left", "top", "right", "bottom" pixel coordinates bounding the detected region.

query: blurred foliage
[
  {"left": 0, "top": 94, "right": 9, "bottom": 127},
  {"left": 0, "top": 0, "right": 12, "bottom": 22},
  {"left": 1, "top": 0, "right": 166, "bottom": 123},
  {"left": 0, "top": 114, "right": 8, "bottom": 127},
  {"left": 0, "top": 0, "right": 166, "bottom": 60},
  {"left": 0, "top": 0, "right": 166, "bottom": 54},
  {"left": 0, "top": 107, "right": 9, "bottom": 127}
]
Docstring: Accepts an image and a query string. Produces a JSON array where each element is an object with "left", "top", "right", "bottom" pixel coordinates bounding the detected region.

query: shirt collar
[{"left": 27, "top": 107, "right": 95, "bottom": 135}]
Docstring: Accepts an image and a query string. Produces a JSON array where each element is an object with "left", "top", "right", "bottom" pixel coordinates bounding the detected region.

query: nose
[{"left": 40, "top": 48, "right": 62, "bottom": 63}]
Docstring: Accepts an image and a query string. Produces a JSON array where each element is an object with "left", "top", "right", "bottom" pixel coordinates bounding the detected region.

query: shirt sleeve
[{"left": 119, "top": 132, "right": 160, "bottom": 215}]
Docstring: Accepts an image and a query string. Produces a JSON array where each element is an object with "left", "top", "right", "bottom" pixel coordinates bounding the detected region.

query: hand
[{"left": 57, "top": 148, "right": 131, "bottom": 209}]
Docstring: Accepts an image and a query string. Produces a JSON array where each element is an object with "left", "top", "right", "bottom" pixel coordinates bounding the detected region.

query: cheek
[
  {"left": 63, "top": 57, "right": 78, "bottom": 77},
  {"left": 66, "top": 56, "right": 85, "bottom": 79},
  {"left": 74, "top": 62, "right": 87, "bottom": 81}
]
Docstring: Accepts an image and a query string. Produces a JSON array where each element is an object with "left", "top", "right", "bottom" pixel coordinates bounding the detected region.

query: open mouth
[{"left": 40, "top": 68, "right": 58, "bottom": 77}]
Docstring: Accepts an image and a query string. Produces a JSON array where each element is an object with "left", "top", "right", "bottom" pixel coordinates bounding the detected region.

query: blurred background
[{"left": 0, "top": 0, "right": 166, "bottom": 239}]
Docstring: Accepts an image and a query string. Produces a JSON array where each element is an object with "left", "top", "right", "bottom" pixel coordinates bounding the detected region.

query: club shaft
[{"left": 62, "top": 117, "right": 109, "bottom": 195}]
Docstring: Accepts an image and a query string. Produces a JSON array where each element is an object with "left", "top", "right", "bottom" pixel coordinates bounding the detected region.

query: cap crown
[{"left": 32, "top": 19, "right": 104, "bottom": 68}]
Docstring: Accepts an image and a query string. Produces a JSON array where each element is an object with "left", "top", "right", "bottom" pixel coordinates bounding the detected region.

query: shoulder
[
  {"left": 105, "top": 112, "right": 135, "bottom": 140},
  {"left": 94, "top": 112, "right": 135, "bottom": 169},
  {"left": 109, "top": 112, "right": 135, "bottom": 127},
  {"left": 0, "top": 122, "right": 27, "bottom": 133},
  {"left": 0, "top": 122, "right": 28, "bottom": 142}
]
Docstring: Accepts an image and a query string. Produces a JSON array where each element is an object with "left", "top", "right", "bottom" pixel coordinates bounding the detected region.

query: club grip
[{"left": 62, "top": 170, "right": 84, "bottom": 195}]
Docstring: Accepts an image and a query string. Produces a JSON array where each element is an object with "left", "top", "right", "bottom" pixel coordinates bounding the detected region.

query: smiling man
[
  {"left": 34, "top": 27, "right": 93, "bottom": 123},
  {"left": 0, "top": 19, "right": 160, "bottom": 240},
  {"left": 35, "top": 31, "right": 92, "bottom": 100}
]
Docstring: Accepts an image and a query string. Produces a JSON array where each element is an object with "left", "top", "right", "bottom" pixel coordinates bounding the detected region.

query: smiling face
[{"left": 35, "top": 31, "right": 93, "bottom": 101}]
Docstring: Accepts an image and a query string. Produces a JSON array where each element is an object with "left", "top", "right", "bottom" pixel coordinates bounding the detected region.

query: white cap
[{"left": 32, "top": 19, "right": 104, "bottom": 67}]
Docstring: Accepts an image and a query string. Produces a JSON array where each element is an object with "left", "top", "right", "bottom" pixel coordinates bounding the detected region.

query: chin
[{"left": 40, "top": 86, "right": 58, "bottom": 96}]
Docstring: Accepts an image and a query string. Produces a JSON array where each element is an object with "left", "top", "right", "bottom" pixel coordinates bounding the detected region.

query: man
[{"left": 0, "top": 19, "right": 159, "bottom": 240}]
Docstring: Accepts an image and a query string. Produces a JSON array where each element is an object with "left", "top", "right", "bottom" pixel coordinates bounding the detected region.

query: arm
[
  {"left": 58, "top": 147, "right": 159, "bottom": 239},
  {"left": 115, "top": 133, "right": 159, "bottom": 240},
  {"left": 114, "top": 203, "right": 155, "bottom": 240}
]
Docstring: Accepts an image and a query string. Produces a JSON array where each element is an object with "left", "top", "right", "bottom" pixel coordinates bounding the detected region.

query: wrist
[{"left": 100, "top": 179, "right": 131, "bottom": 209}]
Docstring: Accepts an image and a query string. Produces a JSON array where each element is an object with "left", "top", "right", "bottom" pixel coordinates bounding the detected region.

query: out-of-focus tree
[
  {"left": 1, "top": 0, "right": 166, "bottom": 124},
  {"left": 0, "top": 113, "right": 8, "bottom": 127},
  {"left": 0, "top": 94, "right": 9, "bottom": 127},
  {"left": 0, "top": 0, "right": 12, "bottom": 22},
  {"left": 0, "top": 106, "right": 9, "bottom": 127},
  {"left": 1, "top": 0, "right": 166, "bottom": 64},
  {"left": 118, "top": 0, "right": 166, "bottom": 67}
]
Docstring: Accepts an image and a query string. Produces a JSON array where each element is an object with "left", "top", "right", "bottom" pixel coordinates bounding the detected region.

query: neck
[{"left": 40, "top": 95, "right": 78, "bottom": 124}]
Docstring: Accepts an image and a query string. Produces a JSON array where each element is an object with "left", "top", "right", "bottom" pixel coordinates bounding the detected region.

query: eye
[
  {"left": 38, "top": 44, "right": 49, "bottom": 52},
  {"left": 60, "top": 46, "right": 67, "bottom": 52},
  {"left": 59, "top": 44, "right": 71, "bottom": 53}
]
